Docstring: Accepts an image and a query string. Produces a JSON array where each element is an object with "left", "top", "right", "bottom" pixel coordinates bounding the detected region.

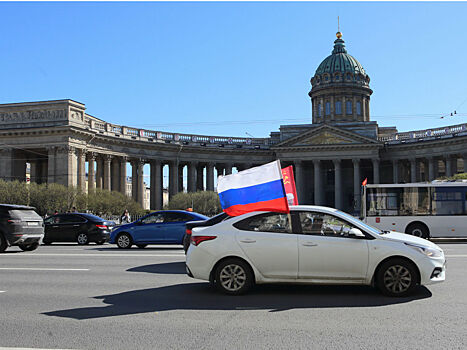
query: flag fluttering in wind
[
  {"left": 281, "top": 166, "right": 299, "bottom": 206},
  {"left": 217, "top": 160, "right": 290, "bottom": 216},
  {"left": 362, "top": 178, "right": 368, "bottom": 186}
]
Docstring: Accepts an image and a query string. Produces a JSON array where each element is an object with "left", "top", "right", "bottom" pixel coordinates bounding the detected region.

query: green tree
[
  {"left": 168, "top": 191, "right": 222, "bottom": 216},
  {"left": 436, "top": 172, "right": 467, "bottom": 181}
]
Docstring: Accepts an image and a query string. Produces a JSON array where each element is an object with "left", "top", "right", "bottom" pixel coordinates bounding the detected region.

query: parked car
[
  {"left": 183, "top": 212, "right": 231, "bottom": 253},
  {"left": 43, "top": 213, "right": 115, "bottom": 245},
  {"left": 0, "top": 204, "right": 44, "bottom": 253},
  {"left": 186, "top": 205, "right": 446, "bottom": 297},
  {"left": 110, "top": 210, "right": 209, "bottom": 249}
]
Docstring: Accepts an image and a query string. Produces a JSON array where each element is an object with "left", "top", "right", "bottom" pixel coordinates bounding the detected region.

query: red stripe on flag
[{"left": 223, "top": 197, "right": 290, "bottom": 217}]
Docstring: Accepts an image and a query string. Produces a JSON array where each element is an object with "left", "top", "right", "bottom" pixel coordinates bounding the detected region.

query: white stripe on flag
[{"left": 217, "top": 160, "right": 282, "bottom": 193}]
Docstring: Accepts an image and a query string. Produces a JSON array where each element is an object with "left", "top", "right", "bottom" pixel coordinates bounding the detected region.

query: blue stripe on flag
[{"left": 218, "top": 179, "right": 285, "bottom": 209}]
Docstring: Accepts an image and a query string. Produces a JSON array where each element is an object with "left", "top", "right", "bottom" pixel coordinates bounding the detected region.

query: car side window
[
  {"left": 44, "top": 217, "right": 54, "bottom": 224},
  {"left": 298, "top": 212, "right": 358, "bottom": 237},
  {"left": 165, "top": 212, "right": 191, "bottom": 223},
  {"left": 234, "top": 213, "right": 291, "bottom": 233},
  {"left": 142, "top": 213, "right": 165, "bottom": 224}
]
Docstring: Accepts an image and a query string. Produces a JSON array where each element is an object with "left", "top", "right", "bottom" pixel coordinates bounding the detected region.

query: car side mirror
[{"left": 348, "top": 228, "right": 365, "bottom": 238}]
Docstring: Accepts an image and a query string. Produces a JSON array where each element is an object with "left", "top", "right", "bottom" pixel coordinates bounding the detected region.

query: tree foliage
[
  {"left": 167, "top": 191, "right": 222, "bottom": 216},
  {"left": 0, "top": 180, "right": 144, "bottom": 216},
  {"left": 436, "top": 172, "right": 467, "bottom": 181}
]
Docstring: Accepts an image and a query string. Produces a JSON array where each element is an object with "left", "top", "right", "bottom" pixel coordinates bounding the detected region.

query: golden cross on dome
[{"left": 336, "top": 16, "right": 342, "bottom": 39}]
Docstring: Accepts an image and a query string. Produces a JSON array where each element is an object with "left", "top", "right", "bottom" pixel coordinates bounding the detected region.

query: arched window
[
  {"left": 325, "top": 102, "right": 331, "bottom": 115},
  {"left": 357, "top": 102, "right": 362, "bottom": 115},
  {"left": 346, "top": 101, "right": 352, "bottom": 115},
  {"left": 335, "top": 101, "right": 342, "bottom": 115}
]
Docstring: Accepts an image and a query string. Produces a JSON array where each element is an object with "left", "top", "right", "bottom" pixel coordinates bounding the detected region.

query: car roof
[{"left": 0, "top": 204, "right": 36, "bottom": 210}]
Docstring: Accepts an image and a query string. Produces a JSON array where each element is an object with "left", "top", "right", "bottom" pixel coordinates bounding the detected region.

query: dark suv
[
  {"left": 0, "top": 204, "right": 44, "bottom": 253},
  {"left": 43, "top": 213, "right": 115, "bottom": 245}
]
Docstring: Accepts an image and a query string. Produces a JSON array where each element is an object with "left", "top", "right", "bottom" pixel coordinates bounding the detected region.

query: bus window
[
  {"left": 432, "top": 188, "right": 465, "bottom": 215},
  {"left": 367, "top": 187, "right": 429, "bottom": 216}
]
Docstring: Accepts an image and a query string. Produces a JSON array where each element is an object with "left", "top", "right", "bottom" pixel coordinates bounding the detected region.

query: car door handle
[
  {"left": 73, "top": 225, "right": 80, "bottom": 227},
  {"left": 302, "top": 242, "right": 318, "bottom": 247},
  {"left": 52, "top": 226, "right": 59, "bottom": 228},
  {"left": 240, "top": 239, "right": 256, "bottom": 243}
]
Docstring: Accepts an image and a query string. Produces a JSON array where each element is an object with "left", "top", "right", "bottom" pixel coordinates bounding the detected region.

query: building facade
[{"left": 1, "top": 32, "right": 466, "bottom": 214}]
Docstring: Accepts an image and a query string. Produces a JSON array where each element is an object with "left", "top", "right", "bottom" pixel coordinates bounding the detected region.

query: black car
[
  {"left": 0, "top": 204, "right": 44, "bottom": 253},
  {"left": 183, "top": 212, "right": 231, "bottom": 253},
  {"left": 43, "top": 213, "right": 115, "bottom": 245}
]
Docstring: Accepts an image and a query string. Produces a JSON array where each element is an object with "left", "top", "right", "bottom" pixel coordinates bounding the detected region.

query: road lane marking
[
  {"left": 0, "top": 268, "right": 89, "bottom": 272},
  {"left": 0, "top": 291, "right": 5, "bottom": 293},
  {"left": 445, "top": 254, "right": 467, "bottom": 258},
  {"left": 0, "top": 253, "right": 185, "bottom": 257}
]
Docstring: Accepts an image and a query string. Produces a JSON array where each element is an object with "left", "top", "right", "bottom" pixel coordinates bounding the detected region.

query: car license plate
[{"left": 27, "top": 222, "right": 39, "bottom": 226}]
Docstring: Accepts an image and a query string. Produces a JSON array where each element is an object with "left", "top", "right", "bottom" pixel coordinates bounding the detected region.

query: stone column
[
  {"left": 103, "top": 155, "right": 112, "bottom": 191},
  {"left": 319, "top": 97, "right": 324, "bottom": 122},
  {"left": 178, "top": 164, "right": 184, "bottom": 193},
  {"left": 96, "top": 156, "right": 103, "bottom": 189},
  {"left": 187, "top": 162, "right": 197, "bottom": 193},
  {"left": 111, "top": 158, "right": 119, "bottom": 192},
  {"left": 330, "top": 95, "right": 335, "bottom": 121},
  {"left": 47, "top": 147, "right": 56, "bottom": 184},
  {"left": 427, "top": 157, "right": 435, "bottom": 181},
  {"left": 372, "top": 158, "right": 380, "bottom": 184},
  {"left": 451, "top": 155, "right": 458, "bottom": 175},
  {"left": 225, "top": 163, "right": 233, "bottom": 175},
  {"left": 294, "top": 161, "right": 304, "bottom": 204},
  {"left": 137, "top": 160, "right": 144, "bottom": 207},
  {"left": 352, "top": 95, "right": 357, "bottom": 119},
  {"left": 169, "top": 160, "right": 179, "bottom": 198},
  {"left": 313, "top": 160, "right": 322, "bottom": 205},
  {"left": 196, "top": 164, "right": 204, "bottom": 191},
  {"left": 119, "top": 157, "right": 127, "bottom": 195},
  {"left": 410, "top": 158, "right": 417, "bottom": 183},
  {"left": 77, "top": 149, "right": 86, "bottom": 191},
  {"left": 392, "top": 159, "right": 399, "bottom": 184},
  {"left": 312, "top": 98, "right": 318, "bottom": 123},
  {"left": 87, "top": 153, "right": 95, "bottom": 192},
  {"left": 131, "top": 160, "right": 138, "bottom": 201},
  {"left": 353, "top": 159, "right": 361, "bottom": 213},
  {"left": 40, "top": 161, "right": 48, "bottom": 184},
  {"left": 206, "top": 163, "right": 215, "bottom": 191},
  {"left": 333, "top": 159, "right": 342, "bottom": 210},
  {"left": 342, "top": 96, "right": 346, "bottom": 118},
  {"left": 445, "top": 156, "right": 452, "bottom": 177},
  {"left": 150, "top": 160, "right": 163, "bottom": 210},
  {"left": 463, "top": 153, "right": 467, "bottom": 173},
  {"left": 362, "top": 97, "right": 367, "bottom": 121}
]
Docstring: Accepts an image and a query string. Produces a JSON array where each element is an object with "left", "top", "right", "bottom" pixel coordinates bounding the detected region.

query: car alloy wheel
[
  {"left": 377, "top": 258, "right": 417, "bottom": 297},
  {"left": 77, "top": 233, "right": 89, "bottom": 245},
  {"left": 19, "top": 242, "right": 39, "bottom": 251},
  {"left": 215, "top": 258, "right": 253, "bottom": 295},
  {"left": 116, "top": 233, "right": 132, "bottom": 249},
  {"left": 383, "top": 265, "right": 412, "bottom": 294}
]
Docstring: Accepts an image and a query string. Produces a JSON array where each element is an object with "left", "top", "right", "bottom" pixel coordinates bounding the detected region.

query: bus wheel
[{"left": 406, "top": 223, "right": 429, "bottom": 239}]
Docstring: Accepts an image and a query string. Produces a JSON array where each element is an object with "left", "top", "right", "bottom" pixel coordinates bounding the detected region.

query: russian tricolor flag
[{"left": 217, "top": 160, "right": 290, "bottom": 216}]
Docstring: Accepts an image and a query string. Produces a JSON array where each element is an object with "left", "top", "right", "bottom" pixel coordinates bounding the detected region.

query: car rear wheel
[
  {"left": 376, "top": 258, "right": 418, "bottom": 297},
  {"left": 116, "top": 233, "right": 133, "bottom": 249},
  {"left": 214, "top": 258, "right": 253, "bottom": 295},
  {"left": 405, "top": 223, "right": 429, "bottom": 239},
  {"left": 77, "top": 233, "right": 89, "bottom": 245},
  {"left": 0, "top": 234, "right": 7, "bottom": 253},
  {"left": 19, "top": 242, "right": 39, "bottom": 251},
  {"left": 136, "top": 244, "right": 147, "bottom": 249}
]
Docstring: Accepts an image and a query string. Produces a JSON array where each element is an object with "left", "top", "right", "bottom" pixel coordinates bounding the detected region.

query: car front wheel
[
  {"left": 377, "top": 258, "right": 418, "bottom": 297},
  {"left": 116, "top": 233, "right": 133, "bottom": 249},
  {"left": 77, "top": 233, "right": 89, "bottom": 245},
  {"left": 19, "top": 242, "right": 39, "bottom": 251},
  {"left": 214, "top": 258, "right": 253, "bottom": 295}
]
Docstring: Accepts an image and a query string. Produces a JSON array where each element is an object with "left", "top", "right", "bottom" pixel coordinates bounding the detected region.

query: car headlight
[{"left": 405, "top": 243, "right": 443, "bottom": 258}]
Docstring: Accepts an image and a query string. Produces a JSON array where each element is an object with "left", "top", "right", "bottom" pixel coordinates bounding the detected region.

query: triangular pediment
[{"left": 273, "top": 124, "right": 381, "bottom": 148}]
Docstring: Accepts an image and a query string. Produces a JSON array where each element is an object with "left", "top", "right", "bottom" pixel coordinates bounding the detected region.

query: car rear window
[{"left": 8, "top": 209, "right": 42, "bottom": 220}]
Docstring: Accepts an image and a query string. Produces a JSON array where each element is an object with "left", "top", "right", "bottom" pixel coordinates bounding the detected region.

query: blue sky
[{"left": 1, "top": 1, "right": 466, "bottom": 139}]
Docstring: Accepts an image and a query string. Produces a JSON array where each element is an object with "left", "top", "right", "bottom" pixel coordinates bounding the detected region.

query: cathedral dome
[{"left": 311, "top": 33, "right": 370, "bottom": 88}]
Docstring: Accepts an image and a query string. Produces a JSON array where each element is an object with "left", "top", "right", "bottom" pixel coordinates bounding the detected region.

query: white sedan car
[{"left": 186, "top": 206, "right": 446, "bottom": 296}]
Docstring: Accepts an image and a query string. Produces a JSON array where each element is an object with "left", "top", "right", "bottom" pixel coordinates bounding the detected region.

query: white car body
[{"left": 186, "top": 206, "right": 445, "bottom": 292}]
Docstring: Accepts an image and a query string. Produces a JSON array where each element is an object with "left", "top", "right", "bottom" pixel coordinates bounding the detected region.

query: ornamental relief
[
  {"left": 0, "top": 109, "right": 67, "bottom": 123},
  {"left": 299, "top": 131, "right": 357, "bottom": 145}
]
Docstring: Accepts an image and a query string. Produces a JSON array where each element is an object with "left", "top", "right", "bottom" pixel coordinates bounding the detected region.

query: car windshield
[{"left": 334, "top": 210, "right": 383, "bottom": 235}]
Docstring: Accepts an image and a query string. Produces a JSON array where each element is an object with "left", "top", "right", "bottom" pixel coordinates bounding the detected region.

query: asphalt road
[{"left": 0, "top": 243, "right": 466, "bottom": 350}]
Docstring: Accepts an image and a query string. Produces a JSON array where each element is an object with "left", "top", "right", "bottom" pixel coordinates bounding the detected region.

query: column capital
[
  {"left": 103, "top": 154, "right": 113, "bottom": 163},
  {"left": 371, "top": 158, "right": 380, "bottom": 164},
  {"left": 312, "top": 159, "right": 321, "bottom": 165},
  {"left": 86, "top": 152, "right": 96, "bottom": 161},
  {"left": 352, "top": 158, "right": 360, "bottom": 165},
  {"left": 332, "top": 159, "right": 341, "bottom": 166}
]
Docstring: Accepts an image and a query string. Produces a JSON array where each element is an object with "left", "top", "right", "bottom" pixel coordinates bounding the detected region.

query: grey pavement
[{"left": 0, "top": 243, "right": 466, "bottom": 350}]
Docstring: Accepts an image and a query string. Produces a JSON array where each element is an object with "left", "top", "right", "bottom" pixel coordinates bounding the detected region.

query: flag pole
[{"left": 277, "top": 159, "right": 293, "bottom": 233}]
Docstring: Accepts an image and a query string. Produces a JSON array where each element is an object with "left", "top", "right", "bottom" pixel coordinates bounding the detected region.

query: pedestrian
[
  {"left": 72, "top": 206, "right": 77, "bottom": 212},
  {"left": 120, "top": 209, "right": 131, "bottom": 224},
  {"left": 54, "top": 210, "right": 58, "bottom": 215}
]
